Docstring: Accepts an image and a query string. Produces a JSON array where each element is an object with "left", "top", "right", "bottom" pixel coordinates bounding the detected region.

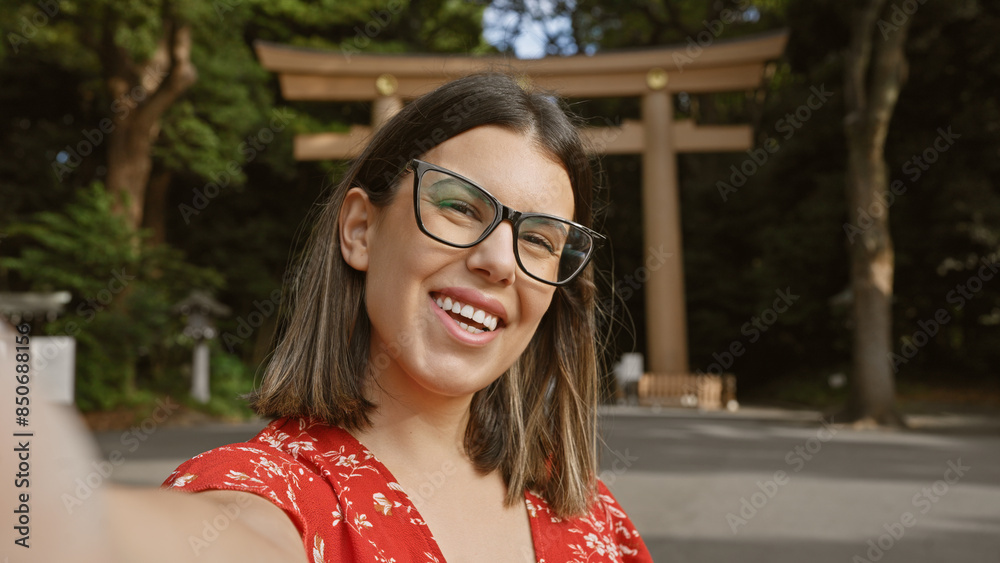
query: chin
[{"left": 409, "top": 360, "right": 504, "bottom": 400}]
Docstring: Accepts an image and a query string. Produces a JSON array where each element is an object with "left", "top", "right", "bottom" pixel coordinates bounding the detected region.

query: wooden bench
[{"left": 637, "top": 373, "right": 737, "bottom": 410}]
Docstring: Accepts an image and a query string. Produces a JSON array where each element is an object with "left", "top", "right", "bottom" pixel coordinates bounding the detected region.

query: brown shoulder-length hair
[{"left": 250, "top": 72, "right": 601, "bottom": 518}]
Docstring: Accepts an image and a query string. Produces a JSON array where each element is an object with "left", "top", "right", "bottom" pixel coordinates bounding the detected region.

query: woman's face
[{"left": 345, "top": 125, "right": 575, "bottom": 405}]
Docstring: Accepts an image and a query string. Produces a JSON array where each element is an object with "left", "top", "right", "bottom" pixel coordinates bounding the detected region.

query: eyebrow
[
  {"left": 438, "top": 176, "right": 494, "bottom": 206},
  {"left": 425, "top": 160, "right": 573, "bottom": 220}
]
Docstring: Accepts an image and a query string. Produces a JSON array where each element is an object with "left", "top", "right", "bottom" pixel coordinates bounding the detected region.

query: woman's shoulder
[
  {"left": 161, "top": 417, "right": 363, "bottom": 490},
  {"left": 163, "top": 417, "right": 459, "bottom": 562},
  {"left": 161, "top": 417, "right": 390, "bottom": 562}
]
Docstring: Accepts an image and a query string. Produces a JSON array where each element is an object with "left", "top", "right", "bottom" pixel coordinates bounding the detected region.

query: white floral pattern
[{"left": 163, "top": 417, "right": 651, "bottom": 562}]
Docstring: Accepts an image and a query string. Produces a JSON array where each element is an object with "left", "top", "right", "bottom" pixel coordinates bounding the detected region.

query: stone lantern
[
  {"left": 174, "top": 291, "right": 230, "bottom": 403},
  {"left": 0, "top": 291, "right": 74, "bottom": 403}
]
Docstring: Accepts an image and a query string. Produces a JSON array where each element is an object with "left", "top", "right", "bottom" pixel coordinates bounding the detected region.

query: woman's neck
[{"left": 351, "top": 360, "right": 476, "bottom": 467}]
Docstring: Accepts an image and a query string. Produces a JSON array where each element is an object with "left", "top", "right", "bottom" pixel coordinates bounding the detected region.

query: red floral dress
[{"left": 163, "top": 417, "right": 653, "bottom": 563}]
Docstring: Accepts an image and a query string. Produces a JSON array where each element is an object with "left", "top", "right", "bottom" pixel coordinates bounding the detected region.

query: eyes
[
  {"left": 412, "top": 160, "right": 598, "bottom": 285},
  {"left": 422, "top": 176, "right": 568, "bottom": 255},
  {"left": 517, "top": 218, "right": 567, "bottom": 255},
  {"left": 431, "top": 179, "right": 489, "bottom": 220}
]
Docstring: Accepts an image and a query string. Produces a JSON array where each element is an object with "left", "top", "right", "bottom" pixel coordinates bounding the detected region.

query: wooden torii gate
[{"left": 255, "top": 31, "right": 787, "bottom": 376}]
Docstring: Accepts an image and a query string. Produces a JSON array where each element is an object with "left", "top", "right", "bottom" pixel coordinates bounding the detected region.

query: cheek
[
  {"left": 362, "top": 226, "right": 444, "bottom": 333},
  {"left": 519, "top": 288, "right": 558, "bottom": 334},
  {"left": 363, "top": 269, "right": 393, "bottom": 343},
  {"left": 363, "top": 232, "right": 415, "bottom": 329}
]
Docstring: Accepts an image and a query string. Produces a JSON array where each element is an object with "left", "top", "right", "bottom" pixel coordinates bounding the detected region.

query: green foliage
[
  {"left": 244, "top": 0, "right": 492, "bottom": 54},
  {"left": 489, "top": 0, "right": 785, "bottom": 56},
  {"left": 3, "top": 184, "right": 139, "bottom": 293},
  {"left": 783, "top": 0, "right": 1000, "bottom": 385},
  {"left": 4, "top": 0, "right": 997, "bottom": 415},
  {"left": 1, "top": 184, "right": 225, "bottom": 411},
  {"left": 200, "top": 348, "right": 257, "bottom": 419},
  {"left": 0, "top": 0, "right": 491, "bottom": 415}
]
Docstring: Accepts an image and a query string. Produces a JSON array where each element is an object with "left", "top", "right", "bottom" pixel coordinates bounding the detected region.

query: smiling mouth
[{"left": 431, "top": 293, "right": 503, "bottom": 334}]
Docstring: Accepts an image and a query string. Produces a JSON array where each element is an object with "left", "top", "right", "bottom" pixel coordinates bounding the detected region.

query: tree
[
  {"left": 0, "top": 184, "right": 224, "bottom": 408},
  {"left": 840, "top": 0, "right": 914, "bottom": 426},
  {"left": 102, "top": 5, "right": 198, "bottom": 231},
  {"left": 0, "top": 1, "right": 268, "bottom": 239},
  {"left": 19, "top": 1, "right": 209, "bottom": 231},
  {"left": 0, "top": 0, "right": 493, "bottom": 411}
]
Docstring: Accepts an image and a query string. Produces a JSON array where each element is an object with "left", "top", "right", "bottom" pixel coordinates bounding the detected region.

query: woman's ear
[{"left": 339, "top": 187, "right": 375, "bottom": 272}]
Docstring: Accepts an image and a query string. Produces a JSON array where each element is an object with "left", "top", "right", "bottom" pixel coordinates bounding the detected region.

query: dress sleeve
[
  {"left": 161, "top": 444, "right": 339, "bottom": 561},
  {"left": 596, "top": 480, "right": 655, "bottom": 562}
]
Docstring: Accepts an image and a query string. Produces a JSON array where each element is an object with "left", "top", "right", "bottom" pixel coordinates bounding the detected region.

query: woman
[{"left": 162, "top": 73, "right": 653, "bottom": 562}]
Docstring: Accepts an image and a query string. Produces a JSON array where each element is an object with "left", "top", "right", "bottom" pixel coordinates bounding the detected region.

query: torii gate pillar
[
  {"left": 642, "top": 79, "right": 687, "bottom": 373},
  {"left": 372, "top": 73, "right": 403, "bottom": 127}
]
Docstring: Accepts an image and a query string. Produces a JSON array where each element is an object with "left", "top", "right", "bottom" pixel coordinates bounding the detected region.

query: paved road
[
  {"left": 96, "top": 407, "right": 1000, "bottom": 563},
  {"left": 596, "top": 407, "right": 999, "bottom": 563}
]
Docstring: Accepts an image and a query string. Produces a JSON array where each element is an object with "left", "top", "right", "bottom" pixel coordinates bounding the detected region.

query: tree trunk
[
  {"left": 97, "top": 8, "right": 195, "bottom": 402},
  {"left": 106, "top": 120, "right": 156, "bottom": 230},
  {"left": 845, "top": 127, "right": 899, "bottom": 425},
  {"left": 102, "top": 12, "right": 196, "bottom": 231},
  {"left": 142, "top": 168, "right": 172, "bottom": 246},
  {"left": 842, "top": 0, "right": 912, "bottom": 426}
]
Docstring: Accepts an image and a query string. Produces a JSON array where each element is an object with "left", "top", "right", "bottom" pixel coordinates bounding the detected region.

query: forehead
[{"left": 419, "top": 126, "right": 576, "bottom": 220}]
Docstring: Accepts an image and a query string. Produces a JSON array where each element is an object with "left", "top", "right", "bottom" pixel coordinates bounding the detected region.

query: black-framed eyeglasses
[{"left": 408, "top": 159, "right": 605, "bottom": 286}]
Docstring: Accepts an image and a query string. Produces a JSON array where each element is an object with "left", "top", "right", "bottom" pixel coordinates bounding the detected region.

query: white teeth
[
  {"left": 433, "top": 294, "right": 500, "bottom": 333},
  {"left": 457, "top": 321, "right": 484, "bottom": 334}
]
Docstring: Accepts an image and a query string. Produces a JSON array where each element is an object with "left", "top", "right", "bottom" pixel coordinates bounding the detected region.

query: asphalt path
[{"left": 95, "top": 407, "right": 1000, "bottom": 563}]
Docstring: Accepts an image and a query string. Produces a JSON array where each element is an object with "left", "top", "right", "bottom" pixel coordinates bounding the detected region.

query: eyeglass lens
[{"left": 416, "top": 168, "right": 593, "bottom": 284}]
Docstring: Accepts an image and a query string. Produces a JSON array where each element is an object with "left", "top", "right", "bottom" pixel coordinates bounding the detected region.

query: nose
[{"left": 466, "top": 221, "right": 518, "bottom": 285}]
